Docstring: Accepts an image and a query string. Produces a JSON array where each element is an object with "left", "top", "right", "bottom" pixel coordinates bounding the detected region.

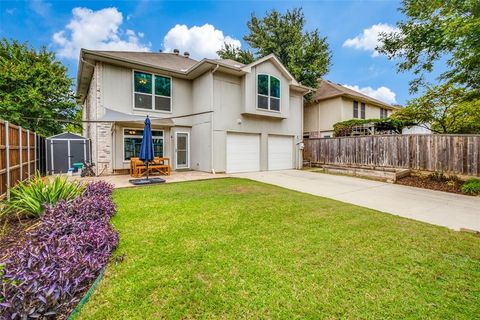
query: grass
[{"left": 79, "top": 178, "right": 480, "bottom": 319}]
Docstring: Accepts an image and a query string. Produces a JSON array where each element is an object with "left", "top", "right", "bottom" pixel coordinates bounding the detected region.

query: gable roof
[
  {"left": 47, "top": 132, "right": 88, "bottom": 140},
  {"left": 76, "top": 50, "right": 312, "bottom": 102},
  {"left": 87, "top": 51, "right": 199, "bottom": 71},
  {"left": 312, "top": 80, "right": 398, "bottom": 109},
  {"left": 241, "top": 54, "right": 299, "bottom": 85}
]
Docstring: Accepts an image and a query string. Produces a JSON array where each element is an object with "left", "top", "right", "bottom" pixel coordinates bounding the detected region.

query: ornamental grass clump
[
  {"left": 0, "top": 181, "right": 118, "bottom": 319},
  {"left": 461, "top": 178, "right": 480, "bottom": 195},
  {"left": 6, "top": 172, "right": 85, "bottom": 218}
]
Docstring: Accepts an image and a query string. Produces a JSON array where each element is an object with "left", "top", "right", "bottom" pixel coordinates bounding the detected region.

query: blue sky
[{"left": 0, "top": 0, "right": 441, "bottom": 105}]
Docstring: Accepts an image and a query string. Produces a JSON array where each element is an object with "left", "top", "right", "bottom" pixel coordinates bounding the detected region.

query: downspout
[
  {"left": 210, "top": 64, "right": 219, "bottom": 174},
  {"left": 298, "top": 88, "right": 313, "bottom": 169}
]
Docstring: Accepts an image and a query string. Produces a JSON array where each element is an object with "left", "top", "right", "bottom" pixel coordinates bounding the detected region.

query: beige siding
[
  {"left": 341, "top": 97, "right": 386, "bottom": 120},
  {"left": 243, "top": 60, "right": 290, "bottom": 119},
  {"left": 306, "top": 96, "right": 394, "bottom": 137},
  {"left": 85, "top": 58, "right": 304, "bottom": 174},
  {"left": 213, "top": 70, "right": 303, "bottom": 172},
  {"left": 102, "top": 63, "right": 193, "bottom": 127},
  {"left": 190, "top": 72, "right": 213, "bottom": 172}
]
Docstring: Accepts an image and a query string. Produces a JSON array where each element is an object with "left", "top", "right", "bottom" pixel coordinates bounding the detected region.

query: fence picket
[{"left": 304, "top": 134, "right": 480, "bottom": 177}]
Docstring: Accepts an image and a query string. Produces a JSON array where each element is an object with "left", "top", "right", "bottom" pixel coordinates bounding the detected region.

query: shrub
[
  {"left": 461, "top": 178, "right": 480, "bottom": 195},
  {"left": 0, "top": 181, "right": 118, "bottom": 319},
  {"left": 6, "top": 172, "right": 85, "bottom": 218},
  {"left": 333, "top": 118, "right": 414, "bottom": 137}
]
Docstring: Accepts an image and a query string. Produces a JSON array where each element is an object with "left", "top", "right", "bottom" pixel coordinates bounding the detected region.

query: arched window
[{"left": 257, "top": 74, "right": 281, "bottom": 111}]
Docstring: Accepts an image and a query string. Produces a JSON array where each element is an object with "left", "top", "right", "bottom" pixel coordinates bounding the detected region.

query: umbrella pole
[{"left": 146, "top": 161, "right": 149, "bottom": 180}]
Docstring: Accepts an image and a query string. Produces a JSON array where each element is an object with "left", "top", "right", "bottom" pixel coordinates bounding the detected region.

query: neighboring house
[
  {"left": 304, "top": 80, "right": 399, "bottom": 138},
  {"left": 402, "top": 125, "right": 432, "bottom": 134},
  {"left": 76, "top": 49, "right": 311, "bottom": 174}
]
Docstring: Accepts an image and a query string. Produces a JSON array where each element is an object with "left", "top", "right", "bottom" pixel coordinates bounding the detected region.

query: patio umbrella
[{"left": 139, "top": 116, "right": 155, "bottom": 180}]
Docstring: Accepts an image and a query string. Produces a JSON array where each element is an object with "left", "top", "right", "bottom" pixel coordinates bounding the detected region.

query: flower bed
[{"left": 0, "top": 181, "right": 118, "bottom": 319}]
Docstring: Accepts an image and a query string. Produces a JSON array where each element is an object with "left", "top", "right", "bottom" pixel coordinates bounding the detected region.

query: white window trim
[
  {"left": 132, "top": 70, "right": 173, "bottom": 113},
  {"left": 122, "top": 127, "right": 165, "bottom": 163},
  {"left": 256, "top": 73, "right": 281, "bottom": 113},
  {"left": 175, "top": 131, "right": 190, "bottom": 169}
]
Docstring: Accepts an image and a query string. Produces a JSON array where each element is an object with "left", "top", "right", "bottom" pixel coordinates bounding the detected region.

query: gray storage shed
[{"left": 46, "top": 133, "right": 91, "bottom": 174}]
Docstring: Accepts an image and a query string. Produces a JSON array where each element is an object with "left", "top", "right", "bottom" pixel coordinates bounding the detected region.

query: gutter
[{"left": 210, "top": 64, "right": 219, "bottom": 174}]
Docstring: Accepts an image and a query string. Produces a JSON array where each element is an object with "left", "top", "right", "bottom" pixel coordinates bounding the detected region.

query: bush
[
  {"left": 6, "top": 172, "right": 85, "bottom": 218},
  {"left": 461, "top": 178, "right": 480, "bottom": 195},
  {"left": 0, "top": 181, "right": 118, "bottom": 319},
  {"left": 333, "top": 118, "right": 414, "bottom": 137}
]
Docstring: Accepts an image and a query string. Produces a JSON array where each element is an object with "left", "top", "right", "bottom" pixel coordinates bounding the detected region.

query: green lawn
[{"left": 79, "top": 178, "right": 480, "bottom": 319}]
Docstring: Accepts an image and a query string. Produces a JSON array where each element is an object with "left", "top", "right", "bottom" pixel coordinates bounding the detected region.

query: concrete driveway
[{"left": 233, "top": 170, "right": 480, "bottom": 232}]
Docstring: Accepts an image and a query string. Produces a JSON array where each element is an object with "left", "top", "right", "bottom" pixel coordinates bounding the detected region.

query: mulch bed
[
  {"left": 0, "top": 217, "right": 38, "bottom": 260},
  {"left": 396, "top": 173, "right": 465, "bottom": 195}
]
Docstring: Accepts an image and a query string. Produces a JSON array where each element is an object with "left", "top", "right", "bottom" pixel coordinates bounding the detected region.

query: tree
[
  {"left": 217, "top": 43, "right": 254, "bottom": 65},
  {"left": 0, "top": 38, "right": 78, "bottom": 137},
  {"left": 217, "top": 8, "right": 332, "bottom": 88},
  {"left": 377, "top": 0, "right": 480, "bottom": 95},
  {"left": 392, "top": 83, "right": 480, "bottom": 134}
]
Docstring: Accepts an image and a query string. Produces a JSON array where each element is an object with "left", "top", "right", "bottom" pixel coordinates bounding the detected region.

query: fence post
[
  {"left": 5, "top": 121, "right": 10, "bottom": 199},
  {"left": 27, "top": 129, "right": 30, "bottom": 178},
  {"left": 19, "top": 126, "right": 23, "bottom": 180},
  {"left": 34, "top": 133, "right": 37, "bottom": 173}
]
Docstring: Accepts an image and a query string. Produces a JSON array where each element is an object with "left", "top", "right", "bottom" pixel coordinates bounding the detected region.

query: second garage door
[
  {"left": 268, "top": 135, "right": 294, "bottom": 170},
  {"left": 226, "top": 133, "right": 260, "bottom": 173}
]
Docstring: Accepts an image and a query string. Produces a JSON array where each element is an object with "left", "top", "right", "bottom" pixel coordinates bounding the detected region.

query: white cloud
[
  {"left": 29, "top": 0, "right": 51, "bottom": 17},
  {"left": 343, "top": 23, "right": 399, "bottom": 57},
  {"left": 52, "top": 7, "right": 150, "bottom": 59},
  {"left": 163, "top": 24, "right": 241, "bottom": 59},
  {"left": 343, "top": 84, "right": 397, "bottom": 104}
]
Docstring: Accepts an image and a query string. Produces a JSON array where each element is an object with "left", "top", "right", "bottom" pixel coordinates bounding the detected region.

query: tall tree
[
  {"left": 377, "top": 0, "right": 480, "bottom": 95},
  {"left": 217, "top": 8, "right": 331, "bottom": 88},
  {"left": 0, "top": 38, "right": 78, "bottom": 137},
  {"left": 217, "top": 43, "right": 255, "bottom": 65}
]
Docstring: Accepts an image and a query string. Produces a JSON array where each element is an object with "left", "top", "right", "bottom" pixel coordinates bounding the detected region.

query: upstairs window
[
  {"left": 353, "top": 101, "right": 359, "bottom": 118},
  {"left": 257, "top": 74, "right": 281, "bottom": 111},
  {"left": 133, "top": 71, "right": 171, "bottom": 112},
  {"left": 360, "top": 103, "right": 366, "bottom": 119},
  {"left": 380, "top": 108, "right": 388, "bottom": 119}
]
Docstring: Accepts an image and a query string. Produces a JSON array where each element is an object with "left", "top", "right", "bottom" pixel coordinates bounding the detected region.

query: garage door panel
[
  {"left": 226, "top": 133, "right": 260, "bottom": 173},
  {"left": 268, "top": 136, "right": 293, "bottom": 170}
]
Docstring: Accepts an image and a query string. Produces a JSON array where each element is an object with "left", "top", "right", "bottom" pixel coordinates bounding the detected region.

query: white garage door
[
  {"left": 268, "top": 135, "right": 294, "bottom": 170},
  {"left": 226, "top": 133, "right": 260, "bottom": 173}
]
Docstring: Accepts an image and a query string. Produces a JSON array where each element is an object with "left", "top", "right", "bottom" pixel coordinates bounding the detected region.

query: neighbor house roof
[
  {"left": 76, "top": 49, "right": 312, "bottom": 103},
  {"left": 312, "top": 80, "right": 399, "bottom": 109}
]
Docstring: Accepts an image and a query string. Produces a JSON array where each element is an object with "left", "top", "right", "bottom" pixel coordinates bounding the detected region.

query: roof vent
[
  {"left": 184, "top": 51, "right": 190, "bottom": 58},
  {"left": 173, "top": 49, "right": 180, "bottom": 55}
]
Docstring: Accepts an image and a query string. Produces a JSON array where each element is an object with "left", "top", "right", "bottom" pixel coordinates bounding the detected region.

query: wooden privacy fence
[
  {"left": 304, "top": 134, "right": 480, "bottom": 177},
  {"left": 0, "top": 120, "right": 41, "bottom": 199}
]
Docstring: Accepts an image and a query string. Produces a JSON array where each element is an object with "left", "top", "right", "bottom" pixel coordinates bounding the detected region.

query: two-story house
[
  {"left": 76, "top": 49, "right": 311, "bottom": 174},
  {"left": 304, "top": 80, "right": 400, "bottom": 138}
]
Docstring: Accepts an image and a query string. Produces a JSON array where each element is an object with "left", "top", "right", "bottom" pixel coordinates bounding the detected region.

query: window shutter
[{"left": 361, "top": 103, "right": 366, "bottom": 119}]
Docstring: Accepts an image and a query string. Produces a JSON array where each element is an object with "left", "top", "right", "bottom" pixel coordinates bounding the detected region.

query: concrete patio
[{"left": 72, "top": 170, "right": 227, "bottom": 188}]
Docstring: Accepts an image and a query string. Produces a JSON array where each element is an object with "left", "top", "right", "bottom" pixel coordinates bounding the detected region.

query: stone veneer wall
[{"left": 83, "top": 62, "right": 113, "bottom": 175}]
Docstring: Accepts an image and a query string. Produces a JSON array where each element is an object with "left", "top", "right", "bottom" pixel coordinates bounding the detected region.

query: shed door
[
  {"left": 268, "top": 135, "right": 294, "bottom": 170},
  {"left": 50, "top": 140, "right": 69, "bottom": 174},
  {"left": 226, "top": 133, "right": 260, "bottom": 173},
  {"left": 70, "top": 140, "right": 87, "bottom": 166}
]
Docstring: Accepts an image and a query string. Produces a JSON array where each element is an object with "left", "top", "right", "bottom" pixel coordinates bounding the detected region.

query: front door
[{"left": 175, "top": 132, "right": 189, "bottom": 169}]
